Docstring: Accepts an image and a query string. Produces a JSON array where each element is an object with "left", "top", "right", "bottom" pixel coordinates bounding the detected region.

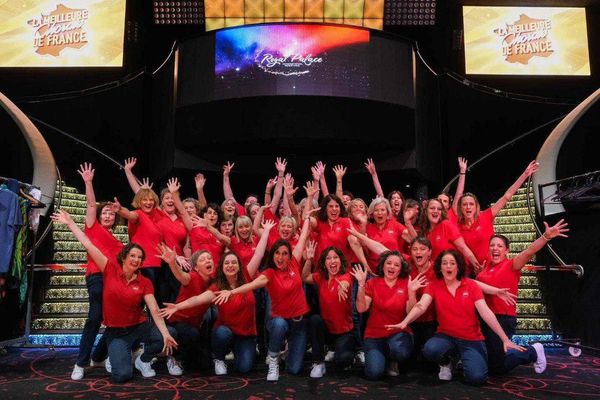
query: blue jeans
[
  {"left": 309, "top": 314, "right": 356, "bottom": 368},
  {"left": 423, "top": 333, "right": 488, "bottom": 386},
  {"left": 76, "top": 273, "right": 108, "bottom": 367},
  {"left": 140, "top": 267, "right": 161, "bottom": 305},
  {"left": 267, "top": 316, "right": 308, "bottom": 374},
  {"left": 482, "top": 315, "right": 537, "bottom": 374},
  {"left": 211, "top": 325, "right": 256, "bottom": 373},
  {"left": 104, "top": 322, "right": 177, "bottom": 383},
  {"left": 170, "top": 322, "right": 200, "bottom": 362},
  {"left": 363, "top": 332, "right": 413, "bottom": 380}
]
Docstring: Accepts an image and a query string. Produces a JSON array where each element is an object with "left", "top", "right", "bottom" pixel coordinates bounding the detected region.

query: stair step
[
  {"left": 496, "top": 207, "right": 535, "bottom": 216},
  {"left": 49, "top": 275, "right": 87, "bottom": 286},
  {"left": 500, "top": 200, "right": 532, "bottom": 210},
  {"left": 53, "top": 230, "right": 129, "bottom": 242},
  {"left": 54, "top": 241, "right": 86, "bottom": 251},
  {"left": 517, "top": 288, "right": 543, "bottom": 300},
  {"left": 53, "top": 251, "right": 88, "bottom": 262},
  {"left": 495, "top": 223, "right": 536, "bottom": 233},
  {"left": 495, "top": 215, "right": 536, "bottom": 225},
  {"left": 502, "top": 232, "right": 538, "bottom": 242},
  {"left": 517, "top": 318, "right": 552, "bottom": 331},
  {"left": 45, "top": 288, "right": 89, "bottom": 300},
  {"left": 510, "top": 193, "right": 534, "bottom": 202},
  {"left": 32, "top": 317, "right": 90, "bottom": 330},
  {"left": 519, "top": 275, "right": 539, "bottom": 286},
  {"left": 516, "top": 303, "right": 547, "bottom": 314},
  {"left": 40, "top": 302, "right": 90, "bottom": 314},
  {"left": 55, "top": 185, "right": 80, "bottom": 195}
]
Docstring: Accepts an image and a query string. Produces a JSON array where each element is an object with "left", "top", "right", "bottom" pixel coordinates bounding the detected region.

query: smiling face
[
  {"left": 222, "top": 253, "right": 240, "bottom": 278},
  {"left": 183, "top": 201, "right": 198, "bottom": 216},
  {"left": 349, "top": 200, "right": 366, "bottom": 221},
  {"left": 411, "top": 241, "right": 432, "bottom": 268},
  {"left": 382, "top": 254, "right": 402, "bottom": 281},
  {"left": 219, "top": 219, "right": 234, "bottom": 236},
  {"left": 203, "top": 207, "right": 219, "bottom": 227},
  {"left": 278, "top": 220, "right": 294, "bottom": 240},
  {"left": 140, "top": 195, "right": 156, "bottom": 213},
  {"left": 272, "top": 244, "right": 291, "bottom": 270},
  {"left": 327, "top": 199, "right": 341, "bottom": 222},
  {"left": 426, "top": 199, "right": 443, "bottom": 225},
  {"left": 324, "top": 249, "right": 342, "bottom": 277},
  {"left": 460, "top": 195, "right": 478, "bottom": 221},
  {"left": 489, "top": 237, "right": 509, "bottom": 265},
  {"left": 194, "top": 251, "right": 214, "bottom": 277},
  {"left": 123, "top": 247, "right": 144, "bottom": 273},
  {"left": 372, "top": 202, "right": 389, "bottom": 225},
  {"left": 161, "top": 192, "right": 176, "bottom": 214},
  {"left": 222, "top": 199, "right": 236, "bottom": 217},
  {"left": 237, "top": 222, "right": 252, "bottom": 240},
  {"left": 99, "top": 205, "right": 116, "bottom": 229},
  {"left": 390, "top": 193, "right": 403, "bottom": 214},
  {"left": 440, "top": 253, "right": 459, "bottom": 282},
  {"left": 438, "top": 194, "right": 451, "bottom": 210}
]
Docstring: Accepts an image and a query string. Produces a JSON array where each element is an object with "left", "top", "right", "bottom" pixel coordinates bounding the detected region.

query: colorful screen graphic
[
  {"left": 0, "top": 0, "right": 126, "bottom": 67},
  {"left": 463, "top": 7, "right": 590, "bottom": 75}
]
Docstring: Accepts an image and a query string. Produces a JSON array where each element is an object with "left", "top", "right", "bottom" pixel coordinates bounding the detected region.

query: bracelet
[
  {"left": 542, "top": 233, "right": 551, "bottom": 241},
  {"left": 459, "top": 172, "right": 465, "bottom": 175}
]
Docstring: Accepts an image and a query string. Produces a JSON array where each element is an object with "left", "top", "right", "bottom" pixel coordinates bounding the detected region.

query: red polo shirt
[
  {"left": 84, "top": 221, "right": 123, "bottom": 276},
  {"left": 210, "top": 284, "right": 256, "bottom": 336},
  {"left": 459, "top": 208, "right": 495, "bottom": 265},
  {"left": 312, "top": 272, "right": 353, "bottom": 334},
  {"left": 314, "top": 217, "right": 353, "bottom": 262},
  {"left": 366, "top": 220, "right": 407, "bottom": 269},
  {"left": 230, "top": 236, "right": 259, "bottom": 281},
  {"left": 102, "top": 260, "right": 153, "bottom": 328},
  {"left": 169, "top": 271, "right": 210, "bottom": 326},
  {"left": 190, "top": 226, "right": 224, "bottom": 268},
  {"left": 408, "top": 262, "right": 436, "bottom": 323},
  {"left": 427, "top": 220, "right": 461, "bottom": 264},
  {"left": 157, "top": 214, "right": 188, "bottom": 256},
  {"left": 128, "top": 208, "right": 164, "bottom": 267},
  {"left": 425, "top": 278, "right": 484, "bottom": 341},
  {"left": 476, "top": 258, "right": 519, "bottom": 317},
  {"left": 261, "top": 257, "right": 309, "bottom": 319},
  {"left": 364, "top": 277, "right": 412, "bottom": 339}
]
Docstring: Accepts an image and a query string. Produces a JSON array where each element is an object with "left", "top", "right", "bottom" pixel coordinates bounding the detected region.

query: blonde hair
[
  {"left": 132, "top": 188, "right": 159, "bottom": 210},
  {"left": 234, "top": 215, "right": 254, "bottom": 242}
]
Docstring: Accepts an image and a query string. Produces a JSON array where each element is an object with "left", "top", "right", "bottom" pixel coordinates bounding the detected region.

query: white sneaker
[
  {"left": 167, "top": 356, "right": 183, "bottom": 376},
  {"left": 71, "top": 364, "right": 85, "bottom": 380},
  {"left": 214, "top": 359, "right": 228, "bottom": 375},
  {"left": 387, "top": 360, "right": 399, "bottom": 377},
  {"left": 324, "top": 351, "right": 335, "bottom": 362},
  {"left": 90, "top": 359, "right": 105, "bottom": 368},
  {"left": 131, "top": 347, "right": 143, "bottom": 362},
  {"left": 266, "top": 355, "right": 279, "bottom": 382},
  {"left": 104, "top": 357, "right": 112, "bottom": 373},
  {"left": 354, "top": 351, "right": 365, "bottom": 366},
  {"left": 225, "top": 351, "right": 234, "bottom": 361},
  {"left": 438, "top": 363, "right": 452, "bottom": 381},
  {"left": 134, "top": 355, "right": 156, "bottom": 378},
  {"left": 310, "top": 362, "right": 326, "bottom": 378},
  {"left": 532, "top": 343, "right": 547, "bottom": 373}
]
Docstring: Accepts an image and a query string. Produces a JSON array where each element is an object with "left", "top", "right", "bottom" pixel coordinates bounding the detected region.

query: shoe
[
  {"left": 71, "top": 364, "right": 85, "bottom": 380},
  {"left": 310, "top": 362, "right": 326, "bottom": 378},
  {"left": 134, "top": 355, "right": 156, "bottom": 378},
  {"left": 266, "top": 355, "right": 279, "bottom": 382},
  {"left": 387, "top": 360, "right": 399, "bottom": 377},
  {"left": 104, "top": 357, "right": 112, "bottom": 373},
  {"left": 213, "top": 359, "right": 228, "bottom": 375},
  {"left": 131, "top": 347, "right": 143, "bottom": 362},
  {"left": 167, "top": 356, "right": 183, "bottom": 376},
  {"left": 90, "top": 359, "right": 104, "bottom": 368},
  {"left": 354, "top": 351, "right": 365, "bottom": 366},
  {"left": 532, "top": 343, "right": 547, "bottom": 373},
  {"left": 225, "top": 351, "right": 234, "bottom": 361},
  {"left": 324, "top": 351, "right": 335, "bottom": 362},
  {"left": 438, "top": 363, "right": 452, "bottom": 381}
]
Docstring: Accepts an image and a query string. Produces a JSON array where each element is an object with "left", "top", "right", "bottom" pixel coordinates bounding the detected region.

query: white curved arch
[
  {"left": 534, "top": 88, "right": 600, "bottom": 216},
  {"left": 0, "top": 91, "right": 56, "bottom": 215}
]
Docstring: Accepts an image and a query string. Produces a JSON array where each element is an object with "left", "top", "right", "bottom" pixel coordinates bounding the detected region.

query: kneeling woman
[
  {"left": 214, "top": 219, "right": 311, "bottom": 381},
  {"left": 302, "top": 244, "right": 356, "bottom": 378},
  {"left": 351, "top": 251, "right": 424, "bottom": 380},
  {"left": 386, "top": 250, "right": 523, "bottom": 386},
  {"left": 52, "top": 210, "right": 177, "bottom": 382}
]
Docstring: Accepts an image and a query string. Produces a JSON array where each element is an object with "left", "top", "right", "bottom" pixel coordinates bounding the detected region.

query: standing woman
[
  {"left": 188, "top": 203, "right": 230, "bottom": 268},
  {"left": 229, "top": 215, "right": 259, "bottom": 281},
  {"left": 71, "top": 163, "right": 123, "bottom": 380},
  {"left": 420, "top": 198, "right": 481, "bottom": 274},
  {"left": 302, "top": 244, "right": 355, "bottom": 378},
  {"left": 386, "top": 250, "right": 524, "bottom": 386},
  {"left": 456, "top": 160, "right": 539, "bottom": 268},
  {"left": 213, "top": 219, "right": 311, "bottom": 381},
  {"left": 52, "top": 210, "right": 177, "bottom": 383},
  {"left": 476, "top": 219, "right": 568, "bottom": 375},
  {"left": 351, "top": 251, "right": 422, "bottom": 379}
]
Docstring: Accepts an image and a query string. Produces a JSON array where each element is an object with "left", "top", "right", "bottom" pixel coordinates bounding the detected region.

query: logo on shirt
[
  {"left": 397, "top": 289, "right": 405, "bottom": 295},
  {"left": 335, "top": 227, "right": 342, "bottom": 232},
  {"left": 132, "top": 286, "right": 140, "bottom": 291},
  {"left": 388, "top": 230, "right": 394, "bottom": 234},
  {"left": 462, "top": 291, "right": 469, "bottom": 298},
  {"left": 435, "top": 235, "right": 442, "bottom": 241}
]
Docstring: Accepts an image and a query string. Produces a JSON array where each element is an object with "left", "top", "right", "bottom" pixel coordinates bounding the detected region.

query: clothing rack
[{"left": 0, "top": 176, "right": 47, "bottom": 208}]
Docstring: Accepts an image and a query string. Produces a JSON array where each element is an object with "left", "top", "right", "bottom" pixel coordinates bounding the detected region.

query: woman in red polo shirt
[
  {"left": 213, "top": 218, "right": 311, "bottom": 381},
  {"left": 386, "top": 250, "right": 523, "bottom": 386},
  {"left": 229, "top": 216, "right": 259, "bottom": 281},
  {"left": 351, "top": 251, "right": 422, "bottom": 379},
  {"left": 456, "top": 160, "right": 539, "bottom": 267},
  {"left": 71, "top": 163, "right": 123, "bottom": 380},
  {"left": 52, "top": 210, "right": 177, "bottom": 383},
  {"left": 476, "top": 219, "right": 568, "bottom": 376},
  {"left": 420, "top": 198, "right": 481, "bottom": 274},
  {"left": 302, "top": 243, "right": 355, "bottom": 378}
]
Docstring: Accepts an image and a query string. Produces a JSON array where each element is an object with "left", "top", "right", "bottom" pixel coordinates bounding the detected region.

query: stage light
[
  {"left": 153, "top": 0, "right": 205, "bottom": 24},
  {"left": 384, "top": 0, "right": 436, "bottom": 26}
]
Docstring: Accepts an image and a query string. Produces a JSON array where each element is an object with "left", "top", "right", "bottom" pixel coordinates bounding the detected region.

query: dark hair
[
  {"left": 201, "top": 203, "right": 223, "bottom": 226},
  {"left": 398, "top": 198, "right": 421, "bottom": 224},
  {"left": 342, "top": 190, "right": 354, "bottom": 200},
  {"left": 433, "top": 250, "right": 466, "bottom": 281},
  {"left": 457, "top": 193, "right": 481, "bottom": 225},
  {"left": 316, "top": 246, "right": 347, "bottom": 279},
  {"left": 376, "top": 250, "right": 409, "bottom": 279},
  {"left": 215, "top": 251, "right": 247, "bottom": 290},
  {"left": 489, "top": 234, "right": 510, "bottom": 248},
  {"left": 117, "top": 243, "right": 146, "bottom": 266},
  {"left": 245, "top": 201, "right": 260, "bottom": 218},
  {"left": 190, "top": 249, "right": 212, "bottom": 268},
  {"left": 437, "top": 191, "right": 452, "bottom": 202},
  {"left": 317, "top": 194, "right": 347, "bottom": 221},
  {"left": 96, "top": 202, "right": 122, "bottom": 226},
  {"left": 387, "top": 190, "right": 405, "bottom": 203},
  {"left": 266, "top": 239, "right": 293, "bottom": 269},
  {"left": 410, "top": 235, "right": 432, "bottom": 250},
  {"left": 419, "top": 198, "right": 448, "bottom": 234}
]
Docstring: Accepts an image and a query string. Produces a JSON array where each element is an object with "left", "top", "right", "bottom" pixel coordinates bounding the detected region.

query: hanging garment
[
  {"left": 0, "top": 184, "right": 22, "bottom": 274},
  {"left": 11, "top": 198, "right": 29, "bottom": 304}
]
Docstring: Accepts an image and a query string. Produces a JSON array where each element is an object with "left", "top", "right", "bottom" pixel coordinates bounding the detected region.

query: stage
[{"left": 0, "top": 348, "right": 598, "bottom": 399}]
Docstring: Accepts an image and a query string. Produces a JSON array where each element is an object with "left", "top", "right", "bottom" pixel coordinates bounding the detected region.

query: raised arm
[
  {"left": 159, "top": 290, "right": 216, "bottom": 320},
  {"left": 123, "top": 157, "right": 145, "bottom": 194},
  {"left": 406, "top": 273, "right": 428, "bottom": 312},
  {"left": 475, "top": 299, "right": 525, "bottom": 352},
  {"left": 78, "top": 162, "right": 97, "bottom": 228},
  {"left": 314, "top": 161, "right": 329, "bottom": 197},
  {"left": 350, "top": 265, "right": 371, "bottom": 313},
  {"left": 451, "top": 157, "right": 468, "bottom": 214},
  {"left": 213, "top": 274, "right": 269, "bottom": 305},
  {"left": 301, "top": 240, "right": 317, "bottom": 284},
  {"left": 474, "top": 278, "right": 518, "bottom": 306},
  {"left": 222, "top": 161, "right": 237, "bottom": 203},
  {"left": 365, "top": 158, "right": 384, "bottom": 198},
  {"left": 333, "top": 165, "right": 347, "bottom": 200},
  {"left": 269, "top": 157, "right": 287, "bottom": 215},
  {"left": 109, "top": 197, "right": 139, "bottom": 223},
  {"left": 513, "top": 219, "right": 569, "bottom": 271},
  {"left": 347, "top": 226, "right": 389, "bottom": 255},
  {"left": 264, "top": 177, "right": 277, "bottom": 206},
  {"left": 252, "top": 203, "right": 270, "bottom": 238},
  {"left": 491, "top": 160, "right": 539, "bottom": 217},
  {"left": 283, "top": 175, "right": 299, "bottom": 221},
  {"left": 246, "top": 220, "right": 276, "bottom": 279},
  {"left": 157, "top": 242, "right": 191, "bottom": 286},
  {"left": 51, "top": 210, "right": 108, "bottom": 271},
  {"left": 302, "top": 181, "right": 320, "bottom": 228},
  {"left": 194, "top": 173, "right": 207, "bottom": 210},
  {"left": 167, "top": 177, "right": 193, "bottom": 232},
  {"left": 144, "top": 294, "right": 178, "bottom": 355},
  {"left": 292, "top": 217, "right": 311, "bottom": 262}
]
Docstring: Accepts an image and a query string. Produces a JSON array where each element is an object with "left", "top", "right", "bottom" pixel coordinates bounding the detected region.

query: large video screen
[
  {"left": 463, "top": 7, "right": 590, "bottom": 76},
  {"left": 176, "top": 24, "right": 415, "bottom": 107},
  {"left": 0, "top": 0, "right": 126, "bottom": 67}
]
